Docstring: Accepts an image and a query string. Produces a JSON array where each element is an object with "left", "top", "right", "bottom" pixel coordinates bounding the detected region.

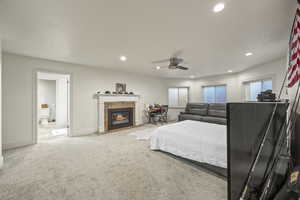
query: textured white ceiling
[{"left": 0, "top": 0, "right": 297, "bottom": 78}]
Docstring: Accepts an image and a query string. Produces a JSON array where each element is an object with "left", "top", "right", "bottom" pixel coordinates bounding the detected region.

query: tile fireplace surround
[{"left": 97, "top": 95, "right": 142, "bottom": 133}]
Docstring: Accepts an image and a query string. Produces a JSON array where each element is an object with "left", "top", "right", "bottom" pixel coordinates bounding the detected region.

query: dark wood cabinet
[{"left": 227, "top": 102, "right": 288, "bottom": 200}]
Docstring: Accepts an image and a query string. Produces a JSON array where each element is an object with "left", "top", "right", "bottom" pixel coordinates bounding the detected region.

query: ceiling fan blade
[
  {"left": 172, "top": 49, "right": 183, "bottom": 57},
  {"left": 152, "top": 58, "right": 170, "bottom": 64},
  {"left": 176, "top": 66, "right": 189, "bottom": 70}
]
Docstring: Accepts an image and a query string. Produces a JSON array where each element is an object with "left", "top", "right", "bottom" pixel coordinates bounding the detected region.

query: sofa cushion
[
  {"left": 178, "top": 114, "right": 227, "bottom": 125},
  {"left": 208, "top": 104, "right": 226, "bottom": 118},
  {"left": 189, "top": 108, "right": 208, "bottom": 115},
  {"left": 208, "top": 110, "right": 226, "bottom": 118},
  {"left": 179, "top": 114, "right": 204, "bottom": 121},
  {"left": 201, "top": 116, "right": 227, "bottom": 125},
  {"left": 178, "top": 103, "right": 227, "bottom": 125},
  {"left": 209, "top": 103, "right": 226, "bottom": 110},
  {"left": 185, "top": 103, "right": 208, "bottom": 116}
]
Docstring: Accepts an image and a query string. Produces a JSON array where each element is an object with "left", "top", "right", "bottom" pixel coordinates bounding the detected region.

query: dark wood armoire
[{"left": 227, "top": 102, "right": 288, "bottom": 200}]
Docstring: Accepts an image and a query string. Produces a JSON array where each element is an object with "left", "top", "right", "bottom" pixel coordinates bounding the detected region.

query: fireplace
[
  {"left": 99, "top": 99, "right": 140, "bottom": 133},
  {"left": 107, "top": 107, "right": 134, "bottom": 130}
]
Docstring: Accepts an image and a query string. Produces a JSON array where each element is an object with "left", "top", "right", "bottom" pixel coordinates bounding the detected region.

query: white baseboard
[
  {"left": 0, "top": 155, "right": 3, "bottom": 169},
  {"left": 3, "top": 141, "right": 33, "bottom": 150},
  {"left": 71, "top": 128, "right": 98, "bottom": 137}
]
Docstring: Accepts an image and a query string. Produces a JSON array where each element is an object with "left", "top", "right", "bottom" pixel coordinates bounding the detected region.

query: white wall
[
  {"left": 2, "top": 52, "right": 287, "bottom": 149},
  {"left": 2, "top": 53, "right": 168, "bottom": 150},
  {"left": 237, "top": 58, "right": 287, "bottom": 100},
  {"left": 166, "top": 57, "right": 287, "bottom": 102},
  {"left": 165, "top": 57, "right": 287, "bottom": 120},
  {"left": 0, "top": 41, "right": 3, "bottom": 168}
]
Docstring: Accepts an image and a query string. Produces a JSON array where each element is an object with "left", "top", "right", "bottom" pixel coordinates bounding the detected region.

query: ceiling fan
[{"left": 152, "top": 50, "right": 189, "bottom": 70}]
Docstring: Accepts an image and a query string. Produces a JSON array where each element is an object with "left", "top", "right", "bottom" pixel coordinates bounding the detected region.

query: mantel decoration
[
  {"left": 94, "top": 83, "right": 135, "bottom": 98},
  {"left": 116, "top": 83, "right": 126, "bottom": 94}
]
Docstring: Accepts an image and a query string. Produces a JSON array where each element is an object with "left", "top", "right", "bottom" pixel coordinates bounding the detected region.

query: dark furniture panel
[
  {"left": 292, "top": 112, "right": 300, "bottom": 166},
  {"left": 227, "top": 103, "right": 288, "bottom": 200}
]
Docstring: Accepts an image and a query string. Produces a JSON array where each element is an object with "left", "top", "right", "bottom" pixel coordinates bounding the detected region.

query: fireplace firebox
[{"left": 108, "top": 107, "right": 134, "bottom": 130}]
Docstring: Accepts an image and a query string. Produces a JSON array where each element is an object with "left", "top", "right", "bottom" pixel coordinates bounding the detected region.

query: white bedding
[{"left": 150, "top": 120, "right": 227, "bottom": 168}]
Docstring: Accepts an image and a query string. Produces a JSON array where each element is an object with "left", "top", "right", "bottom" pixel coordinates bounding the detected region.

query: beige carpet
[{"left": 0, "top": 125, "right": 227, "bottom": 200}]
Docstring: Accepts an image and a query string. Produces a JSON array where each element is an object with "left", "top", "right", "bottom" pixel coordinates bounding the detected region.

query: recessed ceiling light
[
  {"left": 245, "top": 52, "right": 253, "bottom": 57},
  {"left": 120, "top": 56, "right": 127, "bottom": 61},
  {"left": 190, "top": 75, "right": 195, "bottom": 79},
  {"left": 228, "top": 70, "right": 233, "bottom": 73},
  {"left": 156, "top": 66, "right": 161, "bottom": 70},
  {"left": 213, "top": 3, "right": 225, "bottom": 13}
]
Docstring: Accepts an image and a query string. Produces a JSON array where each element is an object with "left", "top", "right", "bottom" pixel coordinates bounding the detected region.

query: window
[
  {"left": 244, "top": 79, "right": 273, "bottom": 101},
  {"left": 203, "top": 85, "right": 227, "bottom": 103},
  {"left": 168, "top": 87, "right": 189, "bottom": 107}
]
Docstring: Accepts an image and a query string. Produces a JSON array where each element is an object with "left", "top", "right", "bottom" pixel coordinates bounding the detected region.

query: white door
[{"left": 56, "top": 76, "right": 70, "bottom": 130}]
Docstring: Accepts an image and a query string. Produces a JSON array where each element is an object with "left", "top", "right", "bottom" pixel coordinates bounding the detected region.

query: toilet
[{"left": 40, "top": 108, "right": 50, "bottom": 125}]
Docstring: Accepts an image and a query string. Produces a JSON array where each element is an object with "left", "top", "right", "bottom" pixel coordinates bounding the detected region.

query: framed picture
[{"left": 116, "top": 83, "right": 126, "bottom": 93}]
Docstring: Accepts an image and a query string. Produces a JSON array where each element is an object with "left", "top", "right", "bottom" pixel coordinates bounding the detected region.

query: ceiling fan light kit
[{"left": 152, "top": 50, "right": 189, "bottom": 71}]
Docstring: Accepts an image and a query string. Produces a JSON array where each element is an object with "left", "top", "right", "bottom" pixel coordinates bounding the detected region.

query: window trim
[
  {"left": 202, "top": 84, "right": 227, "bottom": 103},
  {"left": 168, "top": 87, "right": 190, "bottom": 108}
]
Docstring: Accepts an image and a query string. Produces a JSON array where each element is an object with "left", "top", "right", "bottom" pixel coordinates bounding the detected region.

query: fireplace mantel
[{"left": 97, "top": 95, "right": 142, "bottom": 133}]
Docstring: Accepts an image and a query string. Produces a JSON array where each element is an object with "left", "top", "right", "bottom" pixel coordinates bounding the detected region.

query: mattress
[{"left": 150, "top": 120, "right": 227, "bottom": 168}]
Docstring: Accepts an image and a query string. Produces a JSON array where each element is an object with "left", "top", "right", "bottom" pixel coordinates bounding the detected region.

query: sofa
[{"left": 178, "top": 103, "right": 227, "bottom": 125}]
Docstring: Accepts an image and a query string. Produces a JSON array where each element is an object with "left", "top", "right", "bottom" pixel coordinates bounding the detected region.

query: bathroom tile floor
[{"left": 38, "top": 122, "right": 57, "bottom": 140}]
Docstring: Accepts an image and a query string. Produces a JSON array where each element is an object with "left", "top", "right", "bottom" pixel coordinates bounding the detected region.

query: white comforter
[{"left": 150, "top": 120, "right": 227, "bottom": 168}]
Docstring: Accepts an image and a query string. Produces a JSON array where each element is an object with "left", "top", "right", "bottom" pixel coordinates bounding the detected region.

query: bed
[{"left": 150, "top": 120, "right": 227, "bottom": 169}]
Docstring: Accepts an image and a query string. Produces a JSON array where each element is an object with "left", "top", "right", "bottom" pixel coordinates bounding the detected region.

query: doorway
[{"left": 36, "top": 72, "right": 71, "bottom": 141}]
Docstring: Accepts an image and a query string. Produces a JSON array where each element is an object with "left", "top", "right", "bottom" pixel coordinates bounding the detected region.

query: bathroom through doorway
[{"left": 37, "top": 72, "right": 70, "bottom": 141}]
